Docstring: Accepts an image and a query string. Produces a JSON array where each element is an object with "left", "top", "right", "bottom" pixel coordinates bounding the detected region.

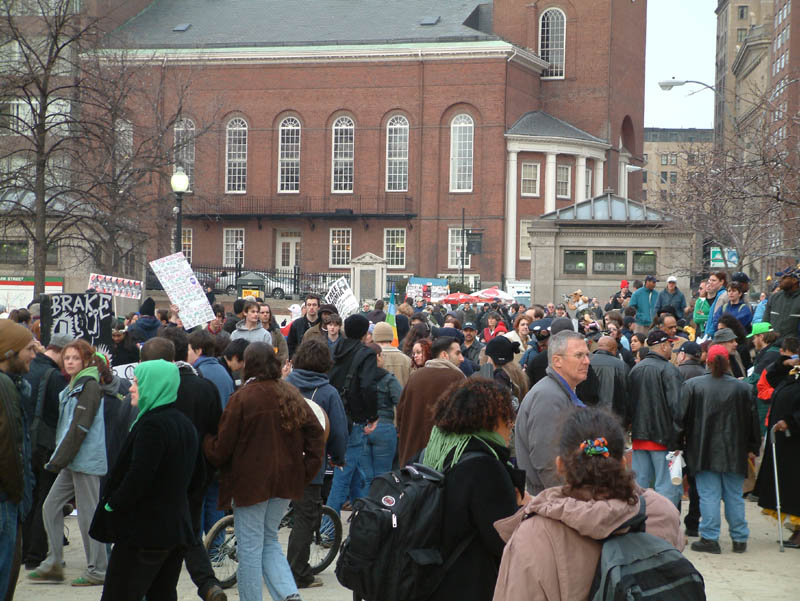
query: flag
[{"left": 387, "top": 282, "right": 399, "bottom": 347}]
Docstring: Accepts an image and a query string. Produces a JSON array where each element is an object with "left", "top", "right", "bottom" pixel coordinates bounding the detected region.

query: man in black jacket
[
  {"left": 326, "top": 314, "right": 379, "bottom": 513},
  {"left": 288, "top": 294, "right": 321, "bottom": 358},
  {"left": 589, "top": 336, "right": 629, "bottom": 420}
]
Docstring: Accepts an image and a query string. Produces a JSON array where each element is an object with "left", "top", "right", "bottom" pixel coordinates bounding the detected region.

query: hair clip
[{"left": 579, "top": 437, "right": 610, "bottom": 457}]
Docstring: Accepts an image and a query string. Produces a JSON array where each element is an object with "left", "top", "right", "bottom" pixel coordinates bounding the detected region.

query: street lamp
[
  {"left": 170, "top": 166, "right": 190, "bottom": 254},
  {"left": 657, "top": 79, "right": 717, "bottom": 93},
  {"left": 235, "top": 239, "right": 243, "bottom": 281}
]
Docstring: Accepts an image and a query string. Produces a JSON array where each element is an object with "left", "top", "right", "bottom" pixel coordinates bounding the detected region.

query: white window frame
[
  {"left": 449, "top": 114, "right": 474, "bottom": 193},
  {"left": 556, "top": 165, "right": 571, "bottom": 199},
  {"left": 223, "top": 228, "right": 244, "bottom": 268},
  {"left": 331, "top": 116, "right": 355, "bottom": 193},
  {"left": 520, "top": 162, "right": 540, "bottom": 197},
  {"left": 385, "top": 115, "right": 409, "bottom": 192},
  {"left": 383, "top": 227, "right": 406, "bottom": 268},
  {"left": 539, "top": 8, "right": 566, "bottom": 79},
  {"left": 174, "top": 118, "right": 195, "bottom": 192},
  {"left": 448, "top": 227, "right": 471, "bottom": 269},
  {"left": 519, "top": 219, "right": 533, "bottom": 260},
  {"left": 585, "top": 168, "right": 592, "bottom": 199},
  {"left": 329, "top": 228, "right": 352, "bottom": 268},
  {"left": 278, "top": 116, "right": 301, "bottom": 193},
  {"left": 182, "top": 228, "right": 193, "bottom": 263},
  {"left": 225, "top": 117, "right": 248, "bottom": 194}
]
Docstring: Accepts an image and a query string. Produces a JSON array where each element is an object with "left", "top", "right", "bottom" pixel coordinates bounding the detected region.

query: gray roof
[
  {"left": 110, "top": 0, "right": 496, "bottom": 49},
  {"left": 541, "top": 193, "right": 671, "bottom": 222},
  {"left": 506, "top": 111, "right": 607, "bottom": 144}
]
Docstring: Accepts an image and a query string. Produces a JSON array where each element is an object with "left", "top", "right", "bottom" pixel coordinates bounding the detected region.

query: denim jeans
[
  {"left": 0, "top": 499, "right": 20, "bottom": 597},
  {"left": 695, "top": 471, "right": 749, "bottom": 542},
  {"left": 327, "top": 425, "right": 367, "bottom": 513},
  {"left": 360, "top": 421, "right": 398, "bottom": 491},
  {"left": 202, "top": 479, "right": 224, "bottom": 549},
  {"left": 632, "top": 450, "right": 681, "bottom": 507},
  {"left": 233, "top": 498, "right": 296, "bottom": 601}
]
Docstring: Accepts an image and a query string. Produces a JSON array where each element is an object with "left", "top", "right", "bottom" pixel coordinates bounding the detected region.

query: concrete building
[{"left": 641, "top": 128, "right": 714, "bottom": 206}]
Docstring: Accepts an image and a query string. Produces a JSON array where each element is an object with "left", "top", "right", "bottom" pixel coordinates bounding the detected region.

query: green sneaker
[
  {"left": 28, "top": 567, "right": 64, "bottom": 582},
  {"left": 71, "top": 576, "right": 103, "bottom": 586}
]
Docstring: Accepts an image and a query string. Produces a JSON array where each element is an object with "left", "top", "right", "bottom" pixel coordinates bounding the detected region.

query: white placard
[
  {"left": 325, "top": 277, "right": 359, "bottom": 319},
  {"left": 88, "top": 273, "right": 143, "bottom": 299},
  {"left": 148, "top": 252, "right": 215, "bottom": 330},
  {"left": 112, "top": 362, "right": 138, "bottom": 381}
]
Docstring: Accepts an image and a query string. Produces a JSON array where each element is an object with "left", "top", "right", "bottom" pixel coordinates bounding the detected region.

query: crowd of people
[{"left": 1, "top": 265, "right": 799, "bottom": 601}]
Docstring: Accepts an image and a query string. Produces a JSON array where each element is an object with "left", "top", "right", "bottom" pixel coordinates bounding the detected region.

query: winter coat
[
  {"left": 22, "top": 353, "right": 67, "bottom": 452},
  {"left": 589, "top": 349, "right": 629, "bottom": 419},
  {"left": 366, "top": 309, "right": 386, "bottom": 324},
  {"left": 0, "top": 370, "right": 32, "bottom": 508},
  {"left": 100, "top": 375, "right": 136, "bottom": 490},
  {"left": 203, "top": 379, "right": 324, "bottom": 508},
  {"left": 288, "top": 316, "right": 320, "bottom": 358},
  {"left": 193, "top": 355, "right": 234, "bottom": 409},
  {"left": 462, "top": 340, "right": 484, "bottom": 366},
  {"left": 90, "top": 404, "right": 199, "bottom": 548},
  {"left": 629, "top": 286, "right": 657, "bottom": 327},
  {"left": 704, "top": 289, "right": 728, "bottom": 338},
  {"left": 654, "top": 287, "right": 687, "bottom": 316},
  {"left": 482, "top": 322, "right": 508, "bottom": 342},
  {"left": 678, "top": 373, "right": 761, "bottom": 475},
  {"left": 430, "top": 438, "right": 520, "bottom": 601},
  {"left": 230, "top": 319, "right": 273, "bottom": 346},
  {"left": 268, "top": 326, "right": 289, "bottom": 366},
  {"left": 285, "top": 369, "right": 348, "bottom": 485},
  {"left": 525, "top": 352, "right": 601, "bottom": 408},
  {"left": 375, "top": 368, "right": 402, "bottom": 422},
  {"left": 379, "top": 345, "right": 412, "bottom": 387},
  {"left": 503, "top": 331, "right": 528, "bottom": 364},
  {"left": 396, "top": 359, "right": 465, "bottom": 466},
  {"left": 48, "top": 376, "right": 106, "bottom": 476},
  {"left": 127, "top": 315, "right": 161, "bottom": 343},
  {"left": 627, "top": 351, "right": 683, "bottom": 448},
  {"left": 111, "top": 336, "right": 140, "bottom": 368},
  {"left": 328, "top": 338, "right": 380, "bottom": 424},
  {"left": 722, "top": 300, "right": 753, "bottom": 332},
  {"left": 678, "top": 358, "right": 706, "bottom": 382},
  {"left": 492, "top": 487, "right": 683, "bottom": 601},
  {"left": 693, "top": 297, "right": 710, "bottom": 335},
  {"left": 764, "top": 287, "right": 800, "bottom": 340}
]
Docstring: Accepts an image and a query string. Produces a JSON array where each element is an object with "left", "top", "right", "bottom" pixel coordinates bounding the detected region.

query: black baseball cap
[
  {"left": 645, "top": 275, "right": 658, "bottom": 282},
  {"left": 678, "top": 341, "right": 701, "bottom": 357},
  {"left": 462, "top": 321, "right": 477, "bottom": 330},
  {"left": 646, "top": 329, "right": 669, "bottom": 346}
]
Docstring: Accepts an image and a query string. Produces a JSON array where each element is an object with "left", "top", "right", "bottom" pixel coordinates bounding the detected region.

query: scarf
[
  {"left": 69, "top": 366, "right": 99, "bottom": 390},
  {"left": 130, "top": 359, "right": 179, "bottom": 429},
  {"left": 422, "top": 425, "right": 507, "bottom": 471}
]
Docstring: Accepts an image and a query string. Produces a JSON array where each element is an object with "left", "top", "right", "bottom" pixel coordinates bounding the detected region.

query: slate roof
[
  {"left": 541, "top": 193, "right": 671, "bottom": 222},
  {"left": 110, "top": 0, "right": 496, "bottom": 49},
  {"left": 506, "top": 110, "right": 607, "bottom": 144}
]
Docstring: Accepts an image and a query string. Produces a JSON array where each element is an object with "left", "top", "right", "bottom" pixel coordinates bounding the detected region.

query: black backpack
[
  {"left": 589, "top": 496, "right": 706, "bottom": 601},
  {"left": 336, "top": 454, "right": 481, "bottom": 601}
]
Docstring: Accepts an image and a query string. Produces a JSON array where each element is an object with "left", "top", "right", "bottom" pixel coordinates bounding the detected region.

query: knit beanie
[
  {"left": 0, "top": 319, "right": 34, "bottom": 360},
  {"left": 139, "top": 297, "right": 156, "bottom": 317},
  {"left": 344, "top": 314, "right": 370, "bottom": 340},
  {"left": 372, "top": 321, "right": 394, "bottom": 343}
]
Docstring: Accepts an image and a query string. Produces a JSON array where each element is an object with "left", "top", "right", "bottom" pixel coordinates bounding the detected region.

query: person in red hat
[{"left": 609, "top": 279, "right": 632, "bottom": 311}]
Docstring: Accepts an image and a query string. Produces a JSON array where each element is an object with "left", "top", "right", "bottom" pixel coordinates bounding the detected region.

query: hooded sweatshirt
[
  {"left": 127, "top": 315, "right": 161, "bottom": 343},
  {"left": 131, "top": 360, "right": 179, "bottom": 428},
  {"left": 193, "top": 355, "right": 235, "bottom": 409},
  {"left": 230, "top": 319, "right": 273, "bottom": 346},
  {"left": 492, "top": 487, "right": 684, "bottom": 601}
]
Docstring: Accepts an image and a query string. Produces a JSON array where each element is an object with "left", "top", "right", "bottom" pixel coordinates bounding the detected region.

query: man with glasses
[{"left": 516, "top": 330, "right": 590, "bottom": 494}]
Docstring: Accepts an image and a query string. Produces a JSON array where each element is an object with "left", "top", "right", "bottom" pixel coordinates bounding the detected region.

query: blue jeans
[
  {"left": 233, "top": 498, "right": 295, "bottom": 601},
  {"left": 0, "top": 499, "right": 19, "bottom": 597},
  {"left": 361, "top": 421, "right": 398, "bottom": 491},
  {"left": 695, "top": 471, "right": 749, "bottom": 542},
  {"left": 202, "top": 480, "right": 224, "bottom": 548},
  {"left": 327, "top": 425, "right": 367, "bottom": 513},
  {"left": 632, "top": 450, "right": 681, "bottom": 506}
]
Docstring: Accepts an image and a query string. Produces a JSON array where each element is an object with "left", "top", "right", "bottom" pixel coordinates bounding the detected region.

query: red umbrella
[
  {"left": 473, "top": 286, "right": 515, "bottom": 303},
  {"left": 442, "top": 292, "right": 478, "bottom": 304}
]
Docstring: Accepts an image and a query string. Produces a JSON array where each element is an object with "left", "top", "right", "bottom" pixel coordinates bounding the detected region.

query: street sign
[{"left": 466, "top": 232, "right": 483, "bottom": 254}]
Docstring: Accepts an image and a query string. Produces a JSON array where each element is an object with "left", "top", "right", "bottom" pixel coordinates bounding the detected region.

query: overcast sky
[{"left": 645, "top": 0, "right": 717, "bottom": 129}]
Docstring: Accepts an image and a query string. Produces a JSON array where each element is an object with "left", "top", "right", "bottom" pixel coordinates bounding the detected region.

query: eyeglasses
[{"left": 557, "top": 352, "right": 590, "bottom": 360}]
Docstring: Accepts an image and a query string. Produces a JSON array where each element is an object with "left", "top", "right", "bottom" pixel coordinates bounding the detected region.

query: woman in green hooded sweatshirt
[
  {"left": 91, "top": 358, "right": 200, "bottom": 601},
  {"left": 30, "top": 339, "right": 108, "bottom": 586},
  {"left": 421, "top": 378, "right": 530, "bottom": 601}
]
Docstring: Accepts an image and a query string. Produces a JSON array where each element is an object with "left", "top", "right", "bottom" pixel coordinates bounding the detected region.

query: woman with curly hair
[
  {"left": 204, "top": 342, "right": 325, "bottom": 601},
  {"left": 422, "top": 378, "right": 527, "bottom": 601},
  {"left": 493, "top": 408, "right": 684, "bottom": 601},
  {"left": 402, "top": 323, "right": 430, "bottom": 358},
  {"left": 409, "top": 337, "right": 432, "bottom": 371}
]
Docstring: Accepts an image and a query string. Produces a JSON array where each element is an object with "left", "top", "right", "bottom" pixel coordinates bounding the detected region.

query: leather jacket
[{"left": 628, "top": 351, "right": 683, "bottom": 447}]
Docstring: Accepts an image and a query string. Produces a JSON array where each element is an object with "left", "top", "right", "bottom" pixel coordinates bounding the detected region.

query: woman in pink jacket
[{"left": 493, "top": 408, "right": 684, "bottom": 601}]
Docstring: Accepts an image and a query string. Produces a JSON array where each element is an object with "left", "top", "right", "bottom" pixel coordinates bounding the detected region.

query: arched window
[
  {"left": 449, "top": 114, "right": 473, "bottom": 192},
  {"left": 225, "top": 117, "right": 247, "bottom": 193},
  {"left": 332, "top": 116, "right": 354, "bottom": 193},
  {"left": 174, "top": 118, "right": 195, "bottom": 191},
  {"left": 278, "top": 117, "right": 301, "bottom": 192},
  {"left": 386, "top": 115, "right": 409, "bottom": 192},
  {"left": 539, "top": 8, "right": 566, "bottom": 78}
]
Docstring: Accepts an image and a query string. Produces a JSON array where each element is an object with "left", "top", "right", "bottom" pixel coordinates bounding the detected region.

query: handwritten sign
[
  {"left": 149, "top": 252, "right": 214, "bottom": 330},
  {"left": 325, "top": 277, "right": 359, "bottom": 319},
  {"left": 88, "top": 273, "right": 143, "bottom": 299},
  {"left": 406, "top": 277, "right": 450, "bottom": 303},
  {"left": 40, "top": 293, "right": 113, "bottom": 355}
]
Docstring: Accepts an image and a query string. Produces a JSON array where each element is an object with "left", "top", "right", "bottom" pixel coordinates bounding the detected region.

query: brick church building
[{"left": 112, "top": 0, "right": 646, "bottom": 287}]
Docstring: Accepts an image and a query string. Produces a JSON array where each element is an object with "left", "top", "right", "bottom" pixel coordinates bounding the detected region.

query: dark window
[
  {"left": 642, "top": 171, "right": 648, "bottom": 183},
  {"left": 564, "top": 250, "right": 587, "bottom": 274},
  {"left": 633, "top": 251, "right": 657, "bottom": 275},
  {"left": 642, "top": 190, "right": 648, "bottom": 201},
  {"left": 738, "top": 5, "right": 747, "bottom": 19},
  {"left": 687, "top": 153, "right": 696, "bottom": 166},
  {"left": 0, "top": 240, "right": 27, "bottom": 264},
  {"left": 46, "top": 243, "right": 58, "bottom": 265},
  {"left": 593, "top": 250, "right": 627, "bottom": 275},
  {"left": 660, "top": 171, "right": 668, "bottom": 184},
  {"left": 670, "top": 172, "right": 678, "bottom": 184}
]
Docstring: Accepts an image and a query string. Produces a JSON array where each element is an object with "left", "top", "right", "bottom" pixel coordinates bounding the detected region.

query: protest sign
[
  {"left": 325, "top": 276, "right": 359, "bottom": 319},
  {"left": 149, "top": 252, "right": 215, "bottom": 330},
  {"left": 112, "top": 362, "right": 138, "bottom": 381},
  {"left": 88, "top": 273, "right": 143, "bottom": 299},
  {"left": 40, "top": 293, "right": 114, "bottom": 354},
  {"left": 405, "top": 277, "right": 450, "bottom": 303}
]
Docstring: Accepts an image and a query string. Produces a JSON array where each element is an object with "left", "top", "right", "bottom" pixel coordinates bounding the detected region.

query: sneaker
[
  {"left": 284, "top": 595, "right": 303, "bottom": 601},
  {"left": 297, "top": 577, "right": 323, "bottom": 589},
  {"left": 71, "top": 576, "right": 103, "bottom": 586},
  {"left": 685, "top": 528, "right": 699, "bottom": 538},
  {"left": 28, "top": 567, "right": 65, "bottom": 582},
  {"left": 732, "top": 541, "right": 747, "bottom": 553},
  {"left": 204, "top": 584, "right": 228, "bottom": 601},
  {"left": 691, "top": 538, "right": 721, "bottom": 554}
]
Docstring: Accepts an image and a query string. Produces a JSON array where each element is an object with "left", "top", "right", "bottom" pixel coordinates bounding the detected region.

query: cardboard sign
[
  {"left": 325, "top": 277, "right": 359, "bottom": 319},
  {"left": 40, "top": 293, "right": 114, "bottom": 355},
  {"left": 405, "top": 277, "right": 450, "bottom": 303},
  {"left": 88, "top": 273, "right": 143, "bottom": 299},
  {"left": 149, "top": 252, "right": 215, "bottom": 330}
]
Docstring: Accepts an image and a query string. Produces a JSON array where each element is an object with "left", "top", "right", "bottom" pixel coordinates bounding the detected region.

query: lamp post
[
  {"left": 170, "top": 166, "right": 190, "bottom": 254},
  {"left": 235, "top": 239, "right": 243, "bottom": 281}
]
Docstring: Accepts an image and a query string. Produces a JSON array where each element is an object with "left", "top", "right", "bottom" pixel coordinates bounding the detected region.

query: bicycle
[{"left": 203, "top": 504, "right": 343, "bottom": 589}]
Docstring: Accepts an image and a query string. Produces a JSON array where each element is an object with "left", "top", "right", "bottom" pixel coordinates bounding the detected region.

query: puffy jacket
[
  {"left": 49, "top": 377, "right": 107, "bottom": 476},
  {"left": 678, "top": 373, "right": 761, "bottom": 475},
  {"left": 627, "top": 351, "right": 683, "bottom": 448},
  {"left": 629, "top": 286, "right": 657, "bottom": 326},
  {"left": 764, "top": 287, "right": 800, "bottom": 339}
]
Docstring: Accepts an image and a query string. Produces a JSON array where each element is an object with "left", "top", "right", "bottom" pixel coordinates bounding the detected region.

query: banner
[
  {"left": 112, "top": 362, "right": 138, "bottom": 381},
  {"left": 40, "top": 293, "right": 113, "bottom": 354},
  {"left": 0, "top": 276, "right": 63, "bottom": 311},
  {"left": 88, "top": 273, "right": 143, "bottom": 299},
  {"left": 405, "top": 277, "right": 450, "bottom": 303},
  {"left": 149, "top": 252, "right": 215, "bottom": 330},
  {"left": 325, "top": 277, "right": 359, "bottom": 319}
]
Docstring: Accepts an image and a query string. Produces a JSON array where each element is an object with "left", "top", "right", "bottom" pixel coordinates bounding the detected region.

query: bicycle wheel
[
  {"left": 204, "top": 514, "right": 238, "bottom": 589},
  {"left": 309, "top": 505, "right": 342, "bottom": 574}
]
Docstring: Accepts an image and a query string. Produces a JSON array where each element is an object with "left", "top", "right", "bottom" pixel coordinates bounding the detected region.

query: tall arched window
[
  {"left": 332, "top": 116, "right": 354, "bottom": 193},
  {"left": 539, "top": 8, "right": 566, "bottom": 78},
  {"left": 225, "top": 117, "right": 247, "bottom": 193},
  {"left": 386, "top": 114, "right": 409, "bottom": 192},
  {"left": 449, "top": 114, "right": 473, "bottom": 192},
  {"left": 278, "top": 117, "right": 301, "bottom": 192},
  {"left": 174, "top": 118, "right": 195, "bottom": 191}
]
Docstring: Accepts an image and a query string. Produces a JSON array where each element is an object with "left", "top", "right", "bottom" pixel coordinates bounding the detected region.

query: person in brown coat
[
  {"left": 493, "top": 408, "right": 684, "bottom": 601},
  {"left": 396, "top": 336, "right": 465, "bottom": 465},
  {"left": 204, "top": 342, "right": 324, "bottom": 601}
]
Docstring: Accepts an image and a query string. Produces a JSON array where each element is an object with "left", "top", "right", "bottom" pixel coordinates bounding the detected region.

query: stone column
[
  {"left": 544, "top": 152, "right": 557, "bottom": 213},
  {"left": 575, "top": 155, "right": 587, "bottom": 203},
  {"left": 618, "top": 156, "right": 629, "bottom": 198},
  {"left": 505, "top": 150, "right": 518, "bottom": 280},
  {"left": 594, "top": 159, "right": 605, "bottom": 195},
  {"left": 529, "top": 220, "right": 559, "bottom": 305}
]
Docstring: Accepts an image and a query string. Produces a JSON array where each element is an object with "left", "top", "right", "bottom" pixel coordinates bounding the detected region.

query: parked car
[{"left": 214, "top": 271, "right": 299, "bottom": 298}]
